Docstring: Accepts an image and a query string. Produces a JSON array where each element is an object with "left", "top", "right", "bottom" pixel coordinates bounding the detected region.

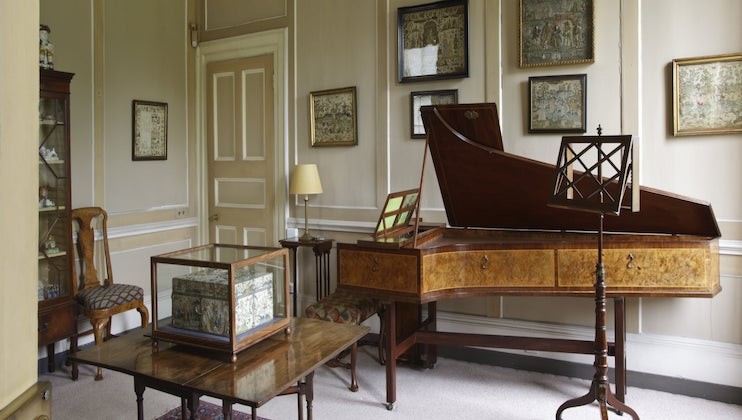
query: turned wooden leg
[
  {"left": 46, "top": 343, "right": 56, "bottom": 373},
  {"left": 92, "top": 317, "right": 108, "bottom": 380},
  {"left": 349, "top": 342, "right": 359, "bottom": 392},
  {"left": 137, "top": 303, "right": 149, "bottom": 327}
]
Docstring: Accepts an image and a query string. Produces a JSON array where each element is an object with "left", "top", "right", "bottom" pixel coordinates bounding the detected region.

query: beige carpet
[{"left": 42, "top": 347, "right": 742, "bottom": 420}]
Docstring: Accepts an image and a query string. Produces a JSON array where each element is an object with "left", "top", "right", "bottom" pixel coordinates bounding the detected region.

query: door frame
[{"left": 196, "top": 28, "right": 288, "bottom": 245}]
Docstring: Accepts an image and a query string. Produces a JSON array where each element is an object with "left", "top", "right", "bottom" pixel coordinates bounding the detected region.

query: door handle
[{"left": 208, "top": 214, "right": 219, "bottom": 222}]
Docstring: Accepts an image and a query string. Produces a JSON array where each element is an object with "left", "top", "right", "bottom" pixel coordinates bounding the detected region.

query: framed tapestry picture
[
  {"left": 519, "top": 0, "right": 594, "bottom": 68},
  {"left": 309, "top": 86, "right": 358, "bottom": 147},
  {"left": 528, "top": 74, "right": 587, "bottom": 133},
  {"left": 672, "top": 53, "right": 742, "bottom": 136},
  {"left": 410, "top": 89, "right": 458, "bottom": 138},
  {"left": 398, "top": 0, "right": 469, "bottom": 83},
  {"left": 132, "top": 100, "right": 168, "bottom": 160}
]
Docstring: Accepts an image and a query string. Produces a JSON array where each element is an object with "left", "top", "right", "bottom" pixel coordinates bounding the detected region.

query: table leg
[
  {"left": 290, "top": 248, "right": 298, "bottom": 316},
  {"left": 321, "top": 248, "right": 330, "bottom": 298},
  {"left": 305, "top": 372, "right": 314, "bottom": 420},
  {"left": 384, "top": 302, "right": 397, "bottom": 410},
  {"left": 314, "top": 250, "right": 321, "bottom": 301},
  {"left": 311, "top": 243, "right": 332, "bottom": 300},
  {"left": 222, "top": 401, "right": 233, "bottom": 420},
  {"left": 46, "top": 344, "right": 55, "bottom": 372},
  {"left": 187, "top": 394, "right": 200, "bottom": 420},
  {"left": 426, "top": 301, "right": 438, "bottom": 368},
  {"left": 133, "top": 378, "right": 145, "bottom": 420},
  {"left": 296, "top": 380, "right": 303, "bottom": 420},
  {"left": 69, "top": 334, "right": 79, "bottom": 380},
  {"left": 180, "top": 397, "right": 187, "bottom": 419}
]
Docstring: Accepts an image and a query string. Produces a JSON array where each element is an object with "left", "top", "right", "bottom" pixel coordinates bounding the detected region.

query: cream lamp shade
[
  {"left": 289, "top": 164, "right": 323, "bottom": 241},
  {"left": 289, "top": 164, "right": 323, "bottom": 195}
]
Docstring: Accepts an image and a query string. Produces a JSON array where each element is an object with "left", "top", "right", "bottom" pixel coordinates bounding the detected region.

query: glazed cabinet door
[{"left": 38, "top": 69, "right": 76, "bottom": 373}]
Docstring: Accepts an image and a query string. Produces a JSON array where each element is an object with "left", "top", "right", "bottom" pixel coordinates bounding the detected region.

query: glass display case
[
  {"left": 38, "top": 69, "right": 77, "bottom": 374},
  {"left": 151, "top": 244, "right": 291, "bottom": 360}
]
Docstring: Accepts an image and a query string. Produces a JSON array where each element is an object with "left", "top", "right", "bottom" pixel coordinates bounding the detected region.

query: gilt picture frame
[
  {"left": 398, "top": 0, "right": 469, "bottom": 83},
  {"left": 132, "top": 100, "right": 168, "bottom": 161},
  {"left": 519, "top": 0, "right": 594, "bottom": 68},
  {"left": 672, "top": 53, "right": 742, "bottom": 136},
  {"left": 528, "top": 74, "right": 587, "bottom": 133},
  {"left": 310, "top": 86, "right": 358, "bottom": 147},
  {"left": 410, "top": 89, "right": 458, "bottom": 138}
]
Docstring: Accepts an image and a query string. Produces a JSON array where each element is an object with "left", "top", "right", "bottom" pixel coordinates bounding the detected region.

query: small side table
[{"left": 279, "top": 237, "right": 334, "bottom": 315}]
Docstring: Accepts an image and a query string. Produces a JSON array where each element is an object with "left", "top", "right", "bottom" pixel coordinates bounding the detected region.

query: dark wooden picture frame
[
  {"left": 410, "top": 89, "right": 458, "bottom": 138},
  {"left": 132, "top": 100, "right": 168, "bottom": 161},
  {"left": 528, "top": 74, "right": 587, "bottom": 133},
  {"left": 519, "top": 0, "right": 594, "bottom": 68},
  {"left": 398, "top": 0, "right": 469, "bottom": 83},
  {"left": 309, "top": 86, "right": 358, "bottom": 147},
  {"left": 672, "top": 53, "right": 742, "bottom": 136}
]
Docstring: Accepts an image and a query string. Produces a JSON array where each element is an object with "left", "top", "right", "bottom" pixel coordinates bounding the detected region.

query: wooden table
[{"left": 68, "top": 318, "right": 368, "bottom": 420}]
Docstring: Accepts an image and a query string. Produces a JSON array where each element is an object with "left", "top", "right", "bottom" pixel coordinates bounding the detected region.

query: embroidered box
[{"left": 171, "top": 267, "right": 274, "bottom": 337}]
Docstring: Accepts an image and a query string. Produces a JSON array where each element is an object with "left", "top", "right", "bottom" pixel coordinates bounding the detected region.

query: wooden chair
[
  {"left": 70, "top": 207, "right": 149, "bottom": 380},
  {"left": 304, "top": 289, "right": 384, "bottom": 392}
]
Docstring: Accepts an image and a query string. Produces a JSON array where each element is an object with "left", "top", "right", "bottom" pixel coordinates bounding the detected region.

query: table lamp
[{"left": 289, "top": 164, "right": 323, "bottom": 241}]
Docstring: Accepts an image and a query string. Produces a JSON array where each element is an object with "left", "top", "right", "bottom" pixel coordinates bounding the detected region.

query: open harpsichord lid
[{"left": 419, "top": 103, "right": 720, "bottom": 238}]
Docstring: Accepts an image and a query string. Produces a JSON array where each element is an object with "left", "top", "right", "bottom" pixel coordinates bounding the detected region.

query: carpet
[{"left": 155, "top": 400, "right": 268, "bottom": 420}]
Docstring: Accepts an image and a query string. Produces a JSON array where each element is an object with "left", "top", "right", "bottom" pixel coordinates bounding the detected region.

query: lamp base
[{"left": 299, "top": 231, "right": 314, "bottom": 242}]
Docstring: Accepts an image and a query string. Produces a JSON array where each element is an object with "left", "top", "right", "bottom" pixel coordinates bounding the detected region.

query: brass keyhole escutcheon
[
  {"left": 626, "top": 253, "right": 638, "bottom": 269},
  {"left": 481, "top": 255, "right": 489, "bottom": 270},
  {"left": 371, "top": 257, "right": 380, "bottom": 272}
]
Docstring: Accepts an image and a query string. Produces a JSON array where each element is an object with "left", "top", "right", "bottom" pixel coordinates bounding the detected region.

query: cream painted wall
[
  {"left": 0, "top": 0, "right": 40, "bottom": 410},
  {"left": 42, "top": 0, "right": 195, "bottom": 220},
  {"left": 104, "top": 0, "right": 189, "bottom": 213},
  {"left": 39, "top": 0, "right": 94, "bottom": 208},
  {"left": 295, "top": 0, "right": 382, "bottom": 219},
  {"left": 640, "top": 1, "right": 742, "bottom": 219},
  {"left": 389, "top": 0, "right": 485, "bottom": 216}
]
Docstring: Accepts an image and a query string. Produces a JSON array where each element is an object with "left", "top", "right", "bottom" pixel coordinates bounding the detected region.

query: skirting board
[{"left": 435, "top": 344, "right": 742, "bottom": 406}]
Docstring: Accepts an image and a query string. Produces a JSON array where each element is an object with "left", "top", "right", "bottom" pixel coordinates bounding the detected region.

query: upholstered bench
[{"left": 304, "top": 289, "right": 384, "bottom": 391}]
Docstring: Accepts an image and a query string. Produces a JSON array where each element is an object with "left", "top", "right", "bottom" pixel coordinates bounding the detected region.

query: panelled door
[{"left": 206, "top": 54, "right": 275, "bottom": 246}]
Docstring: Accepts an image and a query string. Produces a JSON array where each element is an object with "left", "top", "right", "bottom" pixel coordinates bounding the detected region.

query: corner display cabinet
[{"left": 38, "top": 69, "right": 77, "bottom": 377}]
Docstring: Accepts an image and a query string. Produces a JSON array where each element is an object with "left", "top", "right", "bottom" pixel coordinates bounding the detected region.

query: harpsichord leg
[{"left": 384, "top": 301, "right": 397, "bottom": 410}]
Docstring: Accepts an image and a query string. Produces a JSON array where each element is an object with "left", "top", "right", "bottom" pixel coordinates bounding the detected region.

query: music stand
[{"left": 548, "top": 132, "right": 640, "bottom": 420}]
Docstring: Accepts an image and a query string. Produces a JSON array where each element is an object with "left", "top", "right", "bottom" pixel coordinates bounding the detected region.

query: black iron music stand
[{"left": 548, "top": 129, "right": 640, "bottom": 420}]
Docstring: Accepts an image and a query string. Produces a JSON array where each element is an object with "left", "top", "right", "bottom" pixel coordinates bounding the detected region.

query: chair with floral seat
[
  {"left": 70, "top": 207, "right": 149, "bottom": 380},
  {"left": 305, "top": 289, "right": 385, "bottom": 392}
]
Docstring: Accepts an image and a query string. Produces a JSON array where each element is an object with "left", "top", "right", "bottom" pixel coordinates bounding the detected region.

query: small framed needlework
[
  {"left": 410, "top": 89, "right": 458, "bottom": 138},
  {"left": 398, "top": 0, "right": 469, "bottom": 83},
  {"left": 309, "top": 86, "right": 358, "bottom": 147},
  {"left": 132, "top": 100, "right": 168, "bottom": 160},
  {"left": 672, "top": 53, "right": 742, "bottom": 136},
  {"left": 528, "top": 74, "right": 587, "bottom": 133},
  {"left": 519, "top": 0, "right": 594, "bottom": 68}
]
